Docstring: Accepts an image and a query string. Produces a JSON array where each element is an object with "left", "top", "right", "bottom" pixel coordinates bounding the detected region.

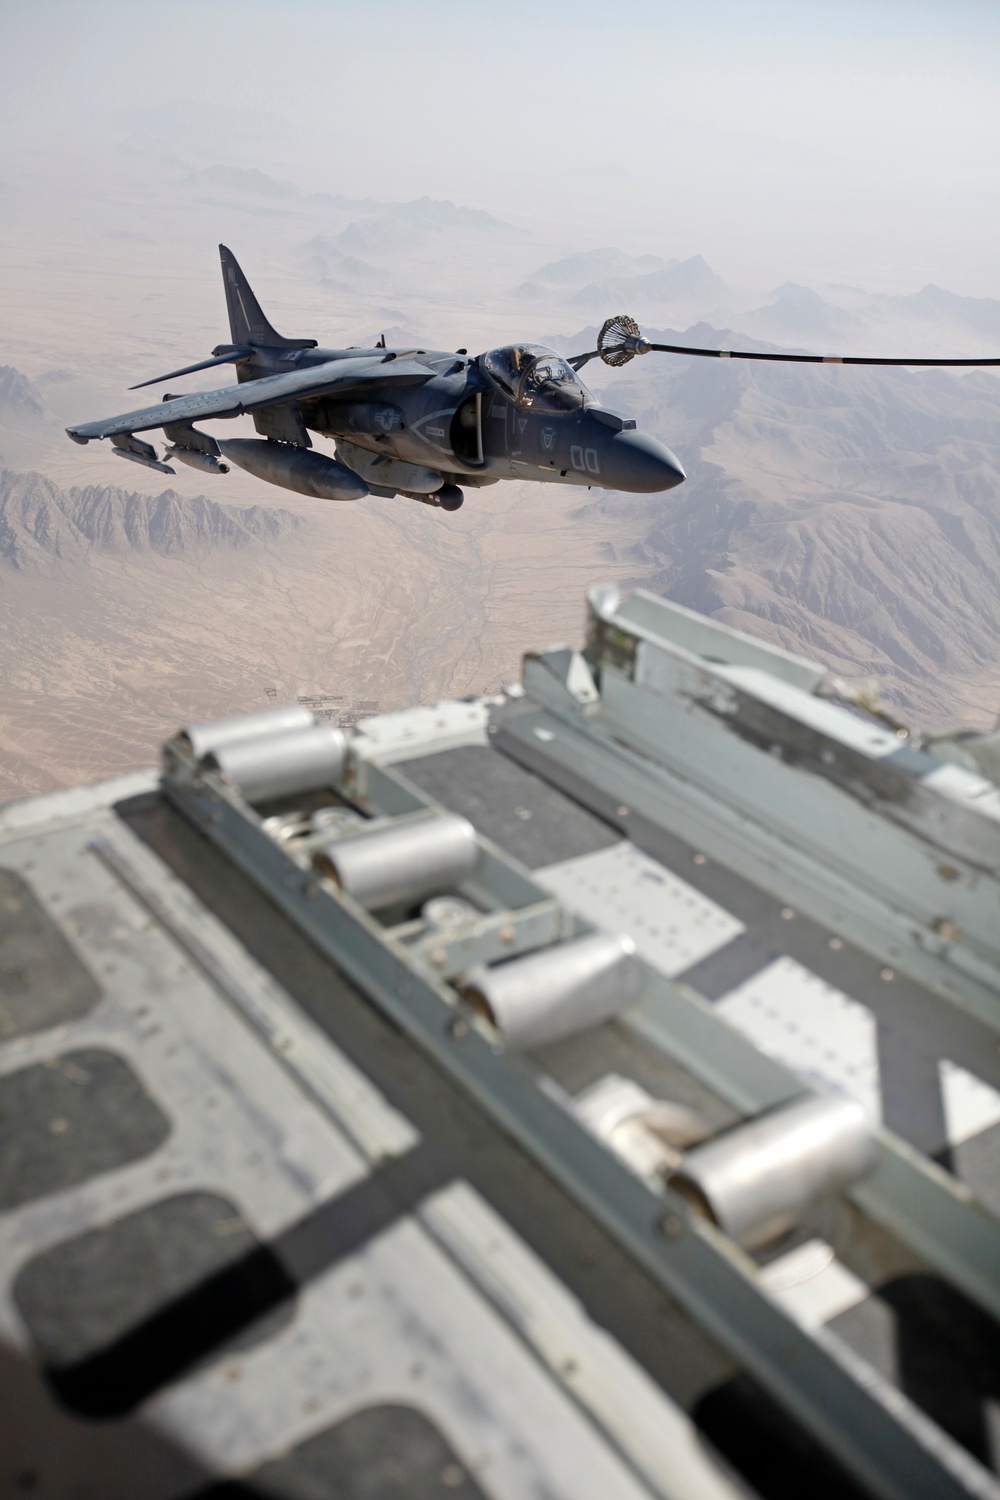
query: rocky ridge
[
  {"left": 0, "top": 468, "right": 296, "bottom": 571},
  {"left": 0, "top": 366, "right": 46, "bottom": 422}
]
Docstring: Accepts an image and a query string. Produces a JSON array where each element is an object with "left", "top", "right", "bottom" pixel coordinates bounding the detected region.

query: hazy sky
[{"left": 1, "top": 0, "right": 998, "bottom": 294}]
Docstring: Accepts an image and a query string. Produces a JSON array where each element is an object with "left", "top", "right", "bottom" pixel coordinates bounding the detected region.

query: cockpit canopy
[{"left": 480, "top": 344, "right": 591, "bottom": 413}]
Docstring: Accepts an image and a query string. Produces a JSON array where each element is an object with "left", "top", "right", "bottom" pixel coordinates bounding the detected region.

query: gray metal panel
[
  {"left": 396, "top": 745, "right": 619, "bottom": 869},
  {"left": 498, "top": 689, "right": 1000, "bottom": 1036}
]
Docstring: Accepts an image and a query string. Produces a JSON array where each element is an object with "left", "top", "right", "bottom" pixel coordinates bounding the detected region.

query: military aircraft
[{"left": 66, "top": 246, "right": 1000, "bottom": 512}]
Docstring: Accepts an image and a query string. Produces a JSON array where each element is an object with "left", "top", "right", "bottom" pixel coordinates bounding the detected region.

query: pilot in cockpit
[{"left": 480, "top": 345, "right": 591, "bottom": 413}]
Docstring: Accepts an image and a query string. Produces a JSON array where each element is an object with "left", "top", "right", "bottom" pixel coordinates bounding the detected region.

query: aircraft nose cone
[{"left": 605, "top": 430, "right": 686, "bottom": 493}]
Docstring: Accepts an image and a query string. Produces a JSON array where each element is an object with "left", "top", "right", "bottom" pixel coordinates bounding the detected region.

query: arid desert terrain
[{"left": 2, "top": 143, "right": 1000, "bottom": 798}]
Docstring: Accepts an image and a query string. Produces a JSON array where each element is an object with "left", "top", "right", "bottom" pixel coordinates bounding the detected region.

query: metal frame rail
[{"left": 162, "top": 740, "right": 1000, "bottom": 1500}]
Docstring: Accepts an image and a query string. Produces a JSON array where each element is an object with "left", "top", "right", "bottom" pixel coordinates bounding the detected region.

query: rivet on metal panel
[
  {"left": 693, "top": 852, "right": 708, "bottom": 865},
  {"left": 828, "top": 936, "right": 844, "bottom": 950},
  {"left": 880, "top": 967, "right": 895, "bottom": 982},
  {"left": 617, "top": 805, "right": 630, "bottom": 817},
  {"left": 448, "top": 1016, "right": 469, "bottom": 1040},
  {"left": 428, "top": 948, "right": 448, "bottom": 968},
  {"left": 498, "top": 925, "right": 516, "bottom": 945},
  {"left": 938, "top": 863, "right": 960, "bottom": 882},
  {"left": 781, "top": 907, "right": 796, "bottom": 921},
  {"left": 488, "top": 725, "right": 498, "bottom": 735},
  {"left": 660, "top": 1212, "right": 685, "bottom": 1241}
]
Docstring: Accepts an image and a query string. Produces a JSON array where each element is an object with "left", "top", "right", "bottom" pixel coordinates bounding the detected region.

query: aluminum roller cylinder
[
  {"left": 671, "top": 1094, "right": 876, "bottom": 1249},
  {"left": 207, "top": 723, "right": 347, "bottom": 803},
  {"left": 181, "top": 704, "right": 316, "bottom": 761},
  {"left": 314, "top": 814, "right": 478, "bottom": 909},
  {"left": 461, "top": 932, "right": 642, "bottom": 1051}
]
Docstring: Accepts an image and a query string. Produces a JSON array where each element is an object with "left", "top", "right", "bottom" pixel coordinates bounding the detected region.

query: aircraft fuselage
[{"left": 244, "top": 344, "right": 686, "bottom": 495}]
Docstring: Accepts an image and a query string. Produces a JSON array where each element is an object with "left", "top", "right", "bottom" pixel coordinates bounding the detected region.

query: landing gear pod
[
  {"left": 314, "top": 814, "right": 479, "bottom": 910},
  {"left": 671, "top": 1093, "right": 876, "bottom": 1249},
  {"left": 217, "top": 439, "right": 368, "bottom": 501},
  {"left": 461, "top": 932, "right": 642, "bottom": 1051}
]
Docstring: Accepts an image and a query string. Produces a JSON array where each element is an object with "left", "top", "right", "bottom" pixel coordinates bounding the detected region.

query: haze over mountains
[
  {"left": 2, "top": 131, "right": 1000, "bottom": 797},
  {"left": 581, "top": 344, "right": 1000, "bottom": 726},
  {"left": 527, "top": 250, "right": 1000, "bottom": 360}
]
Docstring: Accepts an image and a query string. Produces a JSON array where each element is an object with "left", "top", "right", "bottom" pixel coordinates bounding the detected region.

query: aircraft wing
[{"left": 66, "top": 357, "right": 432, "bottom": 443}]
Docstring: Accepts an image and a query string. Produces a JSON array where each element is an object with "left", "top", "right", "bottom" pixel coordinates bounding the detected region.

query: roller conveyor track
[{"left": 1, "top": 583, "right": 999, "bottom": 1499}]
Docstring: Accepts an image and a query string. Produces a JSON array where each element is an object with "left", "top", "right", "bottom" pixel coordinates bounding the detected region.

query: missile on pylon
[
  {"left": 217, "top": 439, "right": 368, "bottom": 501},
  {"left": 164, "top": 446, "right": 230, "bottom": 475}
]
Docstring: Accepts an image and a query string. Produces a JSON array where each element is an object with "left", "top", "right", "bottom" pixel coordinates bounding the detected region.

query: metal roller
[
  {"left": 671, "top": 1093, "right": 876, "bottom": 1249},
  {"left": 314, "top": 814, "right": 478, "bottom": 909},
  {"left": 181, "top": 703, "right": 316, "bottom": 761},
  {"left": 207, "top": 723, "right": 347, "bottom": 803},
  {"left": 461, "top": 932, "right": 642, "bottom": 1051},
  {"left": 574, "top": 1073, "right": 710, "bottom": 1185}
]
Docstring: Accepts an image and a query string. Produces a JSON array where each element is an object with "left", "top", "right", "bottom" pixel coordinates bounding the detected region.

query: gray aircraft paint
[{"left": 66, "top": 246, "right": 686, "bottom": 509}]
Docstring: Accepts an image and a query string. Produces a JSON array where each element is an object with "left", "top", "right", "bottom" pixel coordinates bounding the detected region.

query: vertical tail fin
[{"left": 219, "top": 245, "right": 317, "bottom": 350}]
